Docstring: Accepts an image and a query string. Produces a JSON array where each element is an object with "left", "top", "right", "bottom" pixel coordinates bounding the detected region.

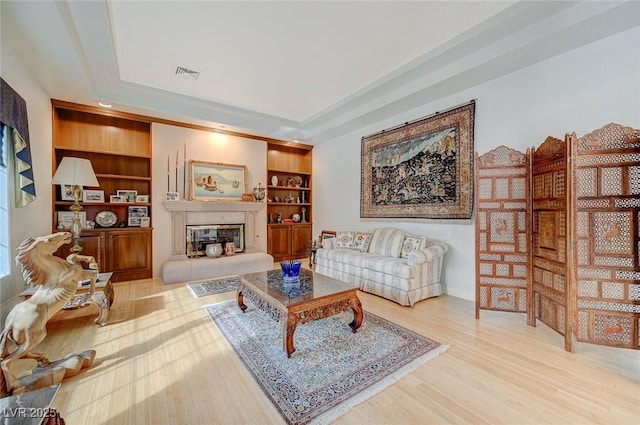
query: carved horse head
[{"left": 15, "top": 232, "right": 72, "bottom": 286}]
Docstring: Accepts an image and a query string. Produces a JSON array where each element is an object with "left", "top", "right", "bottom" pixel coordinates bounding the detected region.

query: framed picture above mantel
[
  {"left": 360, "top": 100, "right": 475, "bottom": 219},
  {"left": 188, "top": 160, "right": 247, "bottom": 201}
]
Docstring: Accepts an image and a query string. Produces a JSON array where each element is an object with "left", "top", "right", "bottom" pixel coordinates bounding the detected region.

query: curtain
[{"left": 0, "top": 78, "right": 36, "bottom": 207}]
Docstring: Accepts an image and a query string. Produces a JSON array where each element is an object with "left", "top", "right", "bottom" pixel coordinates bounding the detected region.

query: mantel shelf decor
[{"left": 360, "top": 100, "right": 475, "bottom": 219}]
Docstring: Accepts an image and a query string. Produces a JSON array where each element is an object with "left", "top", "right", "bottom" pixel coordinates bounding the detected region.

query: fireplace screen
[{"left": 186, "top": 224, "right": 244, "bottom": 257}]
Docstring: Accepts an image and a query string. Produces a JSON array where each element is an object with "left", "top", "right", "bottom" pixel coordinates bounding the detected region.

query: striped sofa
[{"left": 315, "top": 228, "right": 448, "bottom": 306}]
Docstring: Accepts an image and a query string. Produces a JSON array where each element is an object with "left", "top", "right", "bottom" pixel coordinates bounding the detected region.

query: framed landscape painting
[
  {"left": 188, "top": 160, "right": 247, "bottom": 201},
  {"left": 360, "top": 101, "right": 475, "bottom": 219}
]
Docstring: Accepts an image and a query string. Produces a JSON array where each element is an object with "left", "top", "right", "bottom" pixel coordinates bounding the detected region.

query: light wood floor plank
[{"left": 21, "top": 273, "right": 638, "bottom": 425}]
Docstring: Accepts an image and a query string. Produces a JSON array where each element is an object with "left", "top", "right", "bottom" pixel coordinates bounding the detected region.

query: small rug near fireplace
[
  {"left": 187, "top": 276, "right": 241, "bottom": 298},
  {"left": 205, "top": 300, "right": 448, "bottom": 425}
]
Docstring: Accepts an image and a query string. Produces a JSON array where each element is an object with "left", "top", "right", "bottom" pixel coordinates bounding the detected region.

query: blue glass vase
[{"left": 280, "top": 259, "right": 302, "bottom": 278}]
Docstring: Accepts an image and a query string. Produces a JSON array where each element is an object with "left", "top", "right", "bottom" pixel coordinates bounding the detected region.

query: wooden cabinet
[
  {"left": 268, "top": 223, "right": 312, "bottom": 262},
  {"left": 52, "top": 100, "right": 153, "bottom": 282},
  {"left": 54, "top": 229, "right": 152, "bottom": 282},
  {"left": 267, "top": 142, "right": 312, "bottom": 261}
]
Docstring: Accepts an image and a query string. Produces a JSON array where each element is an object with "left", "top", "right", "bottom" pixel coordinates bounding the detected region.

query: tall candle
[{"left": 175, "top": 149, "right": 179, "bottom": 193}]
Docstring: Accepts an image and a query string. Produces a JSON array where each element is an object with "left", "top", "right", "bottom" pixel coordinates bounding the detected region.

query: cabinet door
[
  {"left": 291, "top": 224, "right": 312, "bottom": 258},
  {"left": 268, "top": 225, "right": 291, "bottom": 261},
  {"left": 55, "top": 231, "right": 106, "bottom": 272},
  {"left": 106, "top": 229, "right": 152, "bottom": 282}
]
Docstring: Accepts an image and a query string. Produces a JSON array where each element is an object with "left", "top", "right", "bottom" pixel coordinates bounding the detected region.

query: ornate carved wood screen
[
  {"left": 475, "top": 123, "right": 639, "bottom": 352},
  {"left": 574, "top": 124, "right": 640, "bottom": 349},
  {"left": 475, "top": 146, "right": 532, "bottom": 323},
  {"left": 531, "top": 136, "right": 575, "bottom": 352}
]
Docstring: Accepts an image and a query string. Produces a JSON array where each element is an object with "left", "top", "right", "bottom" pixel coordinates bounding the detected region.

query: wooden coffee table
[{"left": 236, "top": 269, "right": 363, "bottom": 357}]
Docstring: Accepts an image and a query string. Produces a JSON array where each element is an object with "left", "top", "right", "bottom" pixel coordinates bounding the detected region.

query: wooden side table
[
  {"left": 308, "top": 240, "right": 321, "bottom": 268},
  {"left": 20, "top": 272, "right": 114, "bottom": 326}
]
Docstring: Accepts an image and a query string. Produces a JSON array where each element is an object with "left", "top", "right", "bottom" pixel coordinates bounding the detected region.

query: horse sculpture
[{"left": 0, "top": 232, "right": 98, "bottom": 396}]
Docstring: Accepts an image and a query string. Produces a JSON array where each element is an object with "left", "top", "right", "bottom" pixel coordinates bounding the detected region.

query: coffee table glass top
[{"left": 238, "top": 269, "right": 358, "bottom": 306}]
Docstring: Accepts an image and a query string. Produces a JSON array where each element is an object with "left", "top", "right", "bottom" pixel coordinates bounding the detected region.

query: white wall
[
  {"left": 313, "top": 27, "right": 640, "bottom": 301},
  {"left": 0, "top": 16, "right": 55, "bottom": 321},
  {"left": 151, "top": 124, "right": 267, "bottom": 277}
]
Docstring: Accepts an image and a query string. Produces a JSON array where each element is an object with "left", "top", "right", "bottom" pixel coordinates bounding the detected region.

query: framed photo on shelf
[
  {"left": 128, "top": 206, "right": 148, "bottom": 217},
  {"left": 188, "top": 160, "right": 247, "bottom": 201},
  {"left": 127, "top": 216, "right": 142, "bottom": 227},
  {"left": 116, "top": 189, "right": 138, "bottom": 203},
  {"left": 135, "top": 195, "right": 150, "bottom": 203},
  {"left": 57, "top": 211, "right": 87, "bottom": 230},
  {"left": 59, "top": 184, "right": 77, "bottom": 201},
  {"left": 110, "top": 195, "right": 125, "bottom": 203},
  {"left": 165, "top": 192, "right": 179, "bottom": 201},
  {"left": 140, "top": 217, "right": 151, "bottom": 228},
  {"left": 82, "top": 189, "right": 104, "bottom": 203}
]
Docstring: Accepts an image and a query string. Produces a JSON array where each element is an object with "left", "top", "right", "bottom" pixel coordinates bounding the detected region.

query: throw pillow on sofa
[
  {"left": 368, "top": 228, "right": 405, "bottom": 258},
  {"left": 335, "top": 231, "right": 356, "bottom": 248},
  {"left": 400, "top": 235, "right": 426, "bottom": 258},
  {"left": 351, "top": 232, "right": 372, "bottom": 252}
]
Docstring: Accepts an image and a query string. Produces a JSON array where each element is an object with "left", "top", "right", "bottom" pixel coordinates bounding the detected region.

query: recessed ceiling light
[{"left": 98, "top": 102, "right": 112, "bottom": 108}]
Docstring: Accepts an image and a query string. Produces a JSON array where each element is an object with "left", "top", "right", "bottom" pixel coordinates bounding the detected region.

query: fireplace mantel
[
  {"left": 163, "top": 201, "right": 265, "bottom": 260},
  {"left": 162, "top": 200, "right": 264, "bottom": 213}
]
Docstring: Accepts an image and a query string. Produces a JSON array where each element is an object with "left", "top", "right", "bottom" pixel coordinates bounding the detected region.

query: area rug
[
  {"left": 187, "top": 276, "right": 241, "bottom": 298},
  {"left": 205, "top": 300, "right": 448, "bottom": 425}
]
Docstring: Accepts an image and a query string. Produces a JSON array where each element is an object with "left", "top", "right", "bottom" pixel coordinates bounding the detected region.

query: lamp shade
[{"left": 52, "top": 157, "right": 99, "bottom": 187}]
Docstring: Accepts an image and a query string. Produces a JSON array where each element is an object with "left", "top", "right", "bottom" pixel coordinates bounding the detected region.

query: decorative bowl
[
  {"left": 280, "top": 259, "right": 302, "bottom": 278},
  {"left": 206, "top": 243, "right": 223, "bottom": 258}
]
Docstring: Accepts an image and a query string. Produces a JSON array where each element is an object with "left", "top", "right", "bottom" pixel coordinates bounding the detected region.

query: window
[{"left": 0, "top": 125, "right": 8, "bottom": 277}]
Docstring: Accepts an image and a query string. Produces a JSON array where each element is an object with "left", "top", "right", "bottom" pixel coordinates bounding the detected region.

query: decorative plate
[{"left": 95, "top": 210, "right": 117, "bottom": 228}]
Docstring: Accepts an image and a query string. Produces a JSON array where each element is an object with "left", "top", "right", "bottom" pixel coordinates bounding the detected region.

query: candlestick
[
  {"left": 167, "top": 156, "right": 170, "bottom": 192},
  {"left": 183, "top": 142, "right": 187, "bottom": 198},
  {"left": 175, "top": 149, "right": 179, "bottom": 194}
]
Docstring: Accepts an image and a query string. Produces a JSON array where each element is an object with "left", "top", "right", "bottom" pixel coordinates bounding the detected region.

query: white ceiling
[{"left": 3, "top": 1, "right": 639, "bottom": 144}]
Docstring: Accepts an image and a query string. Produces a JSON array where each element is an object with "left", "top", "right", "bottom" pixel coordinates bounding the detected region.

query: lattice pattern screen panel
[
  {"left": 475, "top": 146, "right": 530, "bottom": 317},
  {"left": 532, "top": 136, "right": 571, "bottom": 348},
  {"left": 574, "top": 123, "right": 640, "bottom": 349}
]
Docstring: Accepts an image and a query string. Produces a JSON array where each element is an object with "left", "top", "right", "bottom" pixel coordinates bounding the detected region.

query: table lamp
[{"left": 52, "top": 157, "right": 99, "bottom": 254}]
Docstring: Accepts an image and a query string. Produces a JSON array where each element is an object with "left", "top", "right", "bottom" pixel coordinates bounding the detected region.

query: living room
[{"left": 1, "top": 1, "right": 639, "bottom": 424}]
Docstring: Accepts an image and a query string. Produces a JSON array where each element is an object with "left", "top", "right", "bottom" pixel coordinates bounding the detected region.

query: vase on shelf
[
  {"left": 271, "top": 175, "right": 278, "bottom": 187},
  {"left": 253, "top": 183, "right": 265, "bottom": 202}
]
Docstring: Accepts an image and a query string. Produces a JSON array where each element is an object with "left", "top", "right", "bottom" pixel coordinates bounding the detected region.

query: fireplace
[{"left": 186, "top": 224, "right": 244, "bottom": 257}]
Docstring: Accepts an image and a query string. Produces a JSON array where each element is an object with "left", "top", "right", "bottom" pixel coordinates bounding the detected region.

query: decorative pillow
[
  {"left": 321, "top": 237, "right": 335, "bottom": 249},
  {"left": 351, "top": 232, "right": 372, "bottom": 252},
  {"left": 335, "top": 231, "right": 356, "bottom": 248},
  {"left": 368, "top": 228, "right": 405, "bottom": 258},
  {"left": 400, "top": 235, "right": 426, "bottom": 259}
]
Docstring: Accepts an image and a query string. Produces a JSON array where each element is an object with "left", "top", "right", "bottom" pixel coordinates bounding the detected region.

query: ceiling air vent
[{"left": 175, "top": 66, "right": 200, "bottom": 81}]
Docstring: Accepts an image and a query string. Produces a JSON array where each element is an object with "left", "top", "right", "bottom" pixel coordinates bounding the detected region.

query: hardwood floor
[{"left": 20, "top": 272, "right": 639, "bottom": 425}]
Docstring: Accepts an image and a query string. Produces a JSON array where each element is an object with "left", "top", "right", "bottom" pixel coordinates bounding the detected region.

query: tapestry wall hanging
[{"left": 360, "top": 101, "right": 475, "bottom": 219}]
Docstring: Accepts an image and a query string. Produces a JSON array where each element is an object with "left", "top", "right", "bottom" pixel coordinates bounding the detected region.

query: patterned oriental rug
[
  {"left": 187, "top": 276, "right": 241, "bottom": 297},
  {"left": 205, "top": 300, "right": 448, "bottom": 425}
]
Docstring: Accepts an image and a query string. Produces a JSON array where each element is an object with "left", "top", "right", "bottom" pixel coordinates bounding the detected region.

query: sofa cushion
[
  {"left": 351, "top": 232, "right": 372, "bottom": 252},
  {"left": 400, "top": 235, "right": 426, "bottom": 259},
  {"left": 368, "top": 228, "right": 405, "bottom": 258},
  {"left": 316, "top": 248, "right": 415, "bottom": 279},
  {"left": 335, "top": 231, "right": 356, "bottom": 248}
]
